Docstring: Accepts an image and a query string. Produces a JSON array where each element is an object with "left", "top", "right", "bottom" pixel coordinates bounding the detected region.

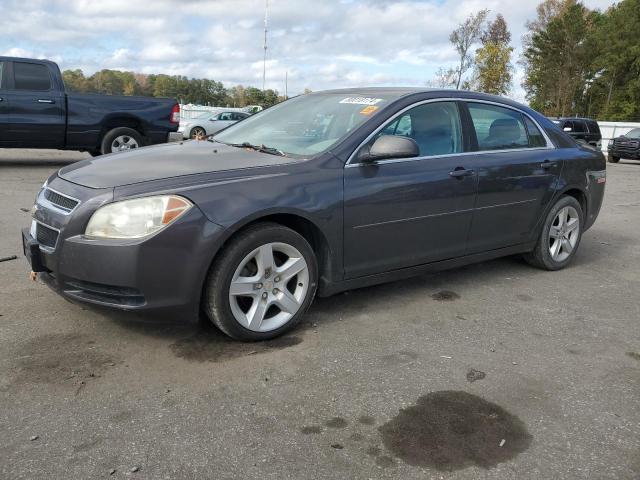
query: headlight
[{"left": 85, "top": 195, "right": 192, "bottom": 239}]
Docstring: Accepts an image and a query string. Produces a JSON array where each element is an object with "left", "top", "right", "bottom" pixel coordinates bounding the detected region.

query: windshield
[
  {"left": 625, "top": 128, "right": 640, "bottom": 139},
  {"left": 213, "top": 93, "right": 398, "bottom": 157}
]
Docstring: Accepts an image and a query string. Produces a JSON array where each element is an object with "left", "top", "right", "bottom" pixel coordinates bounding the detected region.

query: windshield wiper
[{"left": 230, "top": 142, "right": 287, "bottom": 157}]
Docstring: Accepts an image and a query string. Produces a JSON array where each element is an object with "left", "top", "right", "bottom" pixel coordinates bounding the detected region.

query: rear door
[
  {"left": 343, "top": 100, "right": 477, "bottom": 278},
  {"left": 5, "top": 60, "right": 65, "bottom": 148},
  {"left": 0, "top": 61, "right": 8, "bottom": 145},
  {"left": 462, "top": 101, "right": 563, "bottom": 253}
]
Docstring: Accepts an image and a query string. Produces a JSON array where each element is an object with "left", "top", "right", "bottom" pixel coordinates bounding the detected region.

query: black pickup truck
[
  {"left": 607, "top": 128, "right": 640, "bottom": 163},
  {"left": 0, "top": 57, "right": 181, "bottom": 155}
]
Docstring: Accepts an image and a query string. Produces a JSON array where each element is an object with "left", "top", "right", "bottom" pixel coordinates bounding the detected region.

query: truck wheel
[
  {"left": 608, "top": 155, "right": 620, "bottom": 163},
  {"left": 101, "top": 127, "right": 143, "bottom": 155},
  {"left": 203, "top": 222, "right": 318, "bottom": 341}
]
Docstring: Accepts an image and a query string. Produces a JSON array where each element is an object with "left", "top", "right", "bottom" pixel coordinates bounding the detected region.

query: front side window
[
  {"left": 468, "top": 103, "right": 529, "bottom": 151},
  {"left": 218, "top": 112, "right": 234, "bottom": 121},
  {"left": 13, "top": 62, "right": 51, "bottom": 91},
  {"left": 373, "top": 101, "right": 463, "bottom": 157}
]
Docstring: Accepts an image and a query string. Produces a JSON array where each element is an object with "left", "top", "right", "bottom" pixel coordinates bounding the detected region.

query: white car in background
[{"left": 178, "top": 111, "right": 251, "bottom": 139}]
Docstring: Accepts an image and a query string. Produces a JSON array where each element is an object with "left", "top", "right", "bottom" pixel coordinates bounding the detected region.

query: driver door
[{"left": 343, "top": 101, "right": 478, "bottom": 279}]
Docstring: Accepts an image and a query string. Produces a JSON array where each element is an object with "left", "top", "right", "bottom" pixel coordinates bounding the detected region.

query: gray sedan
[{"left": 178, "top": 111, "right": 250, "bottom": 139}]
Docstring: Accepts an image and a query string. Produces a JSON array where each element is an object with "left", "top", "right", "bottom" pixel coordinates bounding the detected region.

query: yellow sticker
[{"left": 360, "top": 105, "right": 379, "bottom": 115}]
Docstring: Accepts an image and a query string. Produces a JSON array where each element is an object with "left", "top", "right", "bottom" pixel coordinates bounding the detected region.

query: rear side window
[
  {"left": 586, "top": 120, "right": 600, "bottom": 134},
  {"left": 13, "top": 62, "right": 51, "bottom": 91},
  {"left": 374, "top": 101, "right": 463, "bottom": 157},
  {"left": 524, "top": 117, "right": 547, "bottom": 147},
  {"left": 572, "top": 120, "right": 586, "bottom": 133},
  {"left": 467, "top": 103, "right": 528, "bottom": 151},
  {"left": 0, "top": 62, "right": 4, "bottom": 89}
]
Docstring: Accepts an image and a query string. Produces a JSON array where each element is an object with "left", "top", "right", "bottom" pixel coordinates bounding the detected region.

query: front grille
[
  {"left": 36, "top": 222, "right": 59, "bottom": 249},
  {"left": 44, "top": 189, "right": 79, "bottom": 212}
]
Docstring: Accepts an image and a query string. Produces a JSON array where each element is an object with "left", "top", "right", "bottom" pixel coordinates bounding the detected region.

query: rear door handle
[
  {"left": 37, "top": 99, "right": 54, "bottom": 104},
  {"left": 540, "top": 160, "right": 557, "bottom": 169},
  {"left": 449, "top": 168, "right": 475, "bottom": 178}
]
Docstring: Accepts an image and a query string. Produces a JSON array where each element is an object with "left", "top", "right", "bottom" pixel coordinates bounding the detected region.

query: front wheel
[
  {"left": 204, "top": 223, "right": 318, "bottom": 341},
  {"left": 189, "top": 126, "right": 207, "bottom": 139},
  {"left": 608, "top": 155, "right": 620, "bottom": 163},
  {"left": 524, "top": 195, "right": 583, "bottom": 271}
]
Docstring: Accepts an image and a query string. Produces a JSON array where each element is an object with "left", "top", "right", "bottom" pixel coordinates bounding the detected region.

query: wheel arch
[
  {"left": 198, "top": 210, "right": 335, "bottom": 308},
  {"left": 558, "top": 186, "right": 588, "bottom": 219},
  {"left": 98, "top": 115, "right": 147, "bottom": 148}
]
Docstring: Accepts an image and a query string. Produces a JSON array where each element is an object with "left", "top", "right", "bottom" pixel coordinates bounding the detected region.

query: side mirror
[
  {"left": 359, "top": 135, "right": 419, "bottom": 163},
  {"left": 563, "top": 127, "right": 572, "bottom": 132}
]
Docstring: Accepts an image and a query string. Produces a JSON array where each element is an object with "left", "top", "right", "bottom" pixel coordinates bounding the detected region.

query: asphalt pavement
[{"left": 0, "top": 150, "right": 638, "bottom": 479}]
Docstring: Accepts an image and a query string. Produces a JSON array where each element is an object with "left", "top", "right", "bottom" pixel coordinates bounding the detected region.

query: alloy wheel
[
  {"left": 111, "top": 135, "right": 139, "bottom": 152},
  {"left": 548, "top": 206, "right": 580, "bottom": 262},
  {"left": 228, "top": 242, "right": 309, "bottom": 332}
]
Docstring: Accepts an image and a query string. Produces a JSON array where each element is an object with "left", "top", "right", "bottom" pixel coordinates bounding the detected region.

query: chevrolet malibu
[{"left": 22, "top": 88, "right": 606, "bottom": 341}]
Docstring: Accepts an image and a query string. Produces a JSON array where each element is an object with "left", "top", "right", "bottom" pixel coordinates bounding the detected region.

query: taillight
[{"left": 170, "top": 104, "right": 180, "bottom": 124}]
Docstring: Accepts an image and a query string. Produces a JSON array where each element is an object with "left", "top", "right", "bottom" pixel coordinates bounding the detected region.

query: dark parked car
[
  {"left": 552, "top": 117, "right": 602, "bottom": 149},
  {"left": 0, "top": 57, "right": 181, "bottom": 155},
  {"left": 607, "top": 128, "right": 640, "bottom": 163},
  {"left": 22, "top": 88, "right": 606, "bottom": 341}
]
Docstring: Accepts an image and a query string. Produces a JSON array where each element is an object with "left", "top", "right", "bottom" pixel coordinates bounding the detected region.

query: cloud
[{"left": 0, "top": 0, "right": 617, "bottom": 101}]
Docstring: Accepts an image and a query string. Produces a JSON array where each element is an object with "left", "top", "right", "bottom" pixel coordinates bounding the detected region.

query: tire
[
  {"left": 100, "top": 127, "right": 144, "bottom": 155},
  {"left": 608, "top": 155, "right": 620, "bottom": 163},
  {"left": 204, "top": 222, "right": 318, "bottom": 341},
  {"left": 189, "top": 126, "right": 207, "bottom": 139},
  {"left": 524, "top": 195, "right": 583, "bottom": 271}
]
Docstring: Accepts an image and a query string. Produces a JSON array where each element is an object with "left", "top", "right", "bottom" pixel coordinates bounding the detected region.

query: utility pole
[{"left": 262, "top": 0, "right": 268, "bottom": 91}]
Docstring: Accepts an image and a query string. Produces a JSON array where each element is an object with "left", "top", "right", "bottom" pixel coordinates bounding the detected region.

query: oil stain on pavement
[
  {"left": 170, "top": 327, "right": 302, "bottom": 362},
  {"left": 431, "top": 290, "right": 460, "bottom": 301},
  {"left": 379, "top": 391, "right": 532, "bottom": 471},
  {"left": 12, "top": 333, "right": 117, "bottom": 386}
]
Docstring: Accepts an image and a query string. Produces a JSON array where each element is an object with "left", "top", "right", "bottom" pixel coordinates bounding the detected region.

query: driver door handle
[
  {"left": 540, "top": 160, "right": 557, "bottom": 169},
  {"left": 449, "top": 168, "right": 475, "bottom": 178}
]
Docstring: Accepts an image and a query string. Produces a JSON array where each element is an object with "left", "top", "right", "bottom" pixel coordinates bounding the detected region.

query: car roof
[{"left": 312, "top": 87, "right": 530, "bottom": 109}]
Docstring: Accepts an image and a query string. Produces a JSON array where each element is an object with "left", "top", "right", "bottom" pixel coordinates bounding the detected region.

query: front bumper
[
  {"left": 609, "top": 148, "right": 640, "bottom": 160},
  {"left": 23, "top": 176, "right": 226, "bottom": 313}
]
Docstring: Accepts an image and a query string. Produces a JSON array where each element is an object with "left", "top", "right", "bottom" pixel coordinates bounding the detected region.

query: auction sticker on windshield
[{"left": 339, "top": 97, "right": 384, "bottom": 105}]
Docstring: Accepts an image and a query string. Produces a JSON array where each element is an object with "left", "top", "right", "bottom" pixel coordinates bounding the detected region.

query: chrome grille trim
[{"left": 38, "top": 187, "right": 81, "bottom": 215}]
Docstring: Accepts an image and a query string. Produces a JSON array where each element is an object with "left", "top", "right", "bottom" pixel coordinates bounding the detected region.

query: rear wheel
[
  {"left": 100, "top": 127, "right": 143, "bottom": 155},
  {"left": 204, "top": 223, "right": 318, "bottom": 341},
  {"left": 608, "top": 155, "right": 620, "bottom": 163},
  {"left": 524, "top": 195, "right": 583, "bottom": 271}
]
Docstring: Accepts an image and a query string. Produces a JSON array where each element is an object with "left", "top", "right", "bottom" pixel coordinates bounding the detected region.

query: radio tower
[{"left": 262, "top": 0, "right": 269, "bottom": 91}]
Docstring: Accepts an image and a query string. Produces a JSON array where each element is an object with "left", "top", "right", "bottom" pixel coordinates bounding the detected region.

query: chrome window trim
[
  {"left": 38, "top": 187, "right": 81, "bottom": 215},
  {"left": 345, "top": 97, "right": 555, "bottom": 168}
]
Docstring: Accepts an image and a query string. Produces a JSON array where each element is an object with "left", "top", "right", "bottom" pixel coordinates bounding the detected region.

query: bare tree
[
  {"left": 427, "top": 67, "right": 458, "bottom": 88},
  {"left": 449, "top": 9, "right": 489, "bottom": 89}
]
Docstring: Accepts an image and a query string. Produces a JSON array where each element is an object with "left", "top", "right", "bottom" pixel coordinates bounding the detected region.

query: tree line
[
  {"left": 62, "top": 69, "right": 283, "bottom": 108},
  {"left": 433, "top": 0, "right": 639, "bottom": 121}
]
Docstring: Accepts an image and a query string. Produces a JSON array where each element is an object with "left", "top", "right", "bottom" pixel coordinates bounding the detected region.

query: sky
[{"left": 0, "top": 0, "right": 617, "bottom": 103}]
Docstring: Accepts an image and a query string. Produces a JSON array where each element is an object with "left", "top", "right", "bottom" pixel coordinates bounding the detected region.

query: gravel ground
[{"left": 0, "top": 150, "right": 639, "bottom": 479}]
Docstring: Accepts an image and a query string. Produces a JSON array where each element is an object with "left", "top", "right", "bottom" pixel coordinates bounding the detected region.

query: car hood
[{"left": 58, "top": 140, "right": 293, "bottom": 189}]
